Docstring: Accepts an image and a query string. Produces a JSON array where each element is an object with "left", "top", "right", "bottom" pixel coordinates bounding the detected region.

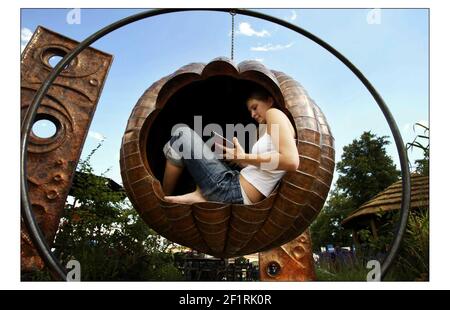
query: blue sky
[{"left": 21, "top": 8, "right": 429, "bottom": 186}]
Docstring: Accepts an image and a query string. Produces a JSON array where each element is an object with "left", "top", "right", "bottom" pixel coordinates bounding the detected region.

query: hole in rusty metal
[
  {"left": 42, "top": 47, "right": 72, "bottom": 70},
  {"left": 48, "top": 55, "right": 66, "bottom": 68},
  {"left": 266, "top": 261, "right": 281, "bottom": 277},
  {"left": 32, "top": 118, "right": 58, "bottom": 139}
]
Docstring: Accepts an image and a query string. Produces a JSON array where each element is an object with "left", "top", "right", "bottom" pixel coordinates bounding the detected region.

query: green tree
[
  {"left": 356, "top": 208, "right": 429, "bottom": 281},
  {"left": 336, "top": 131, "right": 400, "bottom": 209},
  {"left": 39, "top": 142, "right": 182, "bottom": 281},
  {"left": 310, "top": 188, "right": 354, "bottom": 251},
  {"left": 234, "top": 256, "right": 250, "bottom": 265},
  {"left": 311, "top": 131, "right": 400, "bottom": 250},
  {"left": 312, "top": 130, "right": 429, "bottom": 281}
]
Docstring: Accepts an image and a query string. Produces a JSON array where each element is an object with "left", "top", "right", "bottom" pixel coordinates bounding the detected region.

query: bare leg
[
  {"left": 162, "top": 161, "right": 184, "bottom": 195},
  {"left": 164, "top": 186, "right": 207, "bottom": 204}
]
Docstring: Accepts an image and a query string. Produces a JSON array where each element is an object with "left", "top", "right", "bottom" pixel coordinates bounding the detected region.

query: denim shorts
[{"left": 163, "top": 125, "right": 244, "bottom": 204}]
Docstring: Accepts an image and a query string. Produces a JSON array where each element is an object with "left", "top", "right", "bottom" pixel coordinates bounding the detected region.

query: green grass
[{"left": 315, "top": 266, "right": 368, "bottom": 281}]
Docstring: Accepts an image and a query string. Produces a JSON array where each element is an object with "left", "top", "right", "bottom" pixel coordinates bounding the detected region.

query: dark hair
[{"left": 246, "top": 84, "right": 273, "bottom": 103}]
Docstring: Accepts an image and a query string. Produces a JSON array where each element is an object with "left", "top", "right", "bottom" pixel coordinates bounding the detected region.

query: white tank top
[{"left": 240, "top": 132, "right": 287, "bottom": 198}]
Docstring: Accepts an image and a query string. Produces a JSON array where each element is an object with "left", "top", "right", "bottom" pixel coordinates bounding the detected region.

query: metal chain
[{"left": 230, "top": 10, "right": 236, "bottom": 61}]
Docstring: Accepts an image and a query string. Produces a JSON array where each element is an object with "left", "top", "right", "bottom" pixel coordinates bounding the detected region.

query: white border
[{"left": 3, "top": 0, "right": 448, "bottom": 290}]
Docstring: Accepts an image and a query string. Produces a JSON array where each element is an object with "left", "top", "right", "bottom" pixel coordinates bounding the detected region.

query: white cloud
[
  {"left": 236, "top": 22, "right": 270, "bottom": 37},
  {"left": 21, "top": 28, "right": 33, "bottom": 42},
  {"left": 21, "top": 28, "right": 33, "bottom": 53},
  {"left": 251, "top": 42, "right": 294, "bottom": 52},
  {"left": 253, "top": 58, "right": 264, "bottom": 63},
  {"left": 88, "top": 131, "right": 106, "bottom": 141},
  {"left": 290, "top": 10, "right": 297, "bottom": 21}
]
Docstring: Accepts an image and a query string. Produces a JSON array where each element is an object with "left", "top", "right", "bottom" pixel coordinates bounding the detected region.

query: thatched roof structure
[{"left": 341, "top": 175, "right": 429, "bottom": 228}]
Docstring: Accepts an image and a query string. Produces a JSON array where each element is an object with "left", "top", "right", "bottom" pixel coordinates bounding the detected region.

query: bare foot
[{"left": 164, "top": 187, "right": 207, "bottom": 204}]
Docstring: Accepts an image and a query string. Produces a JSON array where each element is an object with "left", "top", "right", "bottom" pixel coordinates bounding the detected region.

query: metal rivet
[
  {"left": 89, "top": 79, "right": 98, "bottom": 86},
  {"left": 292, "top": 245, "right": 306, "bottom": 260},
  {"left": 53, "top": 174, "right": 63, "bottom": 182},
  {"left": 46, "top": 190, "right": 59, "bottom": 200}
]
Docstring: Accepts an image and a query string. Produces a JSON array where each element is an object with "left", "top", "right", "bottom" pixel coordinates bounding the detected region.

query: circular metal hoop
[{"left": 21, "top": 8, "right": 411, "bottom": 281}]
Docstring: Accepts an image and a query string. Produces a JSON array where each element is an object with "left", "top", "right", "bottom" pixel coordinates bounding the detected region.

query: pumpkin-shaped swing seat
[{"left": 119, "top": 57, "right": 335, "bottom": 258}]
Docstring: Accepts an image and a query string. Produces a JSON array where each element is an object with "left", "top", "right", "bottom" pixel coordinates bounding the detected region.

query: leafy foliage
[
  {"left": 25, "top": 142, "right": 183, "bottom": 281},
  {"left": 311, "top": 131, "right": 400, "bottom": 251},
  {"left": 353, "top": 208, "right": 429, "bottom": 281},
  {"left": 234, "top": 256, "right": 250, "bottom": 265},
  {"left": 312, "top": 128, "right": 429, "bottom": 281},
  {"left": 406, "top": 123, "right": 429, "bottom": 176},
  {"left": 310, "top": 189, "right": 354, "bottom": 251},
  {"left": 336, "top": 131, "right": 400, "bottom": 207}
]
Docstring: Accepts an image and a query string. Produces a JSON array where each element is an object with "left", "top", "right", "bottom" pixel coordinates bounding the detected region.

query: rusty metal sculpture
[
  {"left": 259, "top": 230, "right": 316, "bottom": 281},
  {"left": 20, "top": 26, "right": 113, "bottom": 271},
  {"left": 119, "top": 57, "right": 335, "bottom": 258}
]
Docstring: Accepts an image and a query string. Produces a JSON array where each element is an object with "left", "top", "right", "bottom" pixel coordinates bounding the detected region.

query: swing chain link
[{"left": 230, "top": 10, "right": 236, "bottom": 61}]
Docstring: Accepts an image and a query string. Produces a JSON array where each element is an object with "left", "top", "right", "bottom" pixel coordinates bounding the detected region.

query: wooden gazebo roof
[{"left": 341, "top": 175, "right": 429, "bottom": 227}]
